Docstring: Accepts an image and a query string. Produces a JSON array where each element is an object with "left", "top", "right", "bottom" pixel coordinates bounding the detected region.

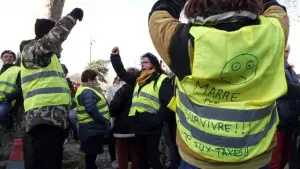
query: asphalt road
[{"left": 63, "top": 143, "right": 119, "bottom": 169}]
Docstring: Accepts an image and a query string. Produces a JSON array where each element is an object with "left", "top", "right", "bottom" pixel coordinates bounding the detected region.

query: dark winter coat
[
  {"left": 111, "top": 54, "right": 173, "bottom": 135},
  {"left": 277, "top": 63, "right": 300, "bottom": 133},
  {"left": 76, "top": 88, "right": 110, "bottom": 141},
  {"left": 110, "top": 84, "right": 135, "bottom": 136}
]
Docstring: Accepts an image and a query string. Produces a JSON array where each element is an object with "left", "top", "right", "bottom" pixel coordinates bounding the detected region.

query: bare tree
[{"left": 44, "top": 0, "right": 65, "bottom": 22}]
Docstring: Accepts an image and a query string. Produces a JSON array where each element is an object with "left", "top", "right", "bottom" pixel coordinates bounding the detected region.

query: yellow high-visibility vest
[
  {"left": 129, "top": 74, "right": 168, "bottom": 116},
  {"left": 74, "top": 86, "right": 110, "bottom": 124},
  {"left": 168, "top": 16, "right": 286, "bottom": 162},
  {"left": 21, "top": 54, "right": 71, "bottom": 112},
  {"left": 0, "top": 66, "right": 20, "bottom": 106}
]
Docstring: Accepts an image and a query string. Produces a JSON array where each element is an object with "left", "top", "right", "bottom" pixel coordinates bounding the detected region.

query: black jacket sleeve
[
  {"left": 149, "top": 0, "right": 186, "bottom": 20},
  {"left": 263, "top": 0, "right": 287, "bottom": 11},
  {"left": 110, "top": 53, "right": 139, "bottom": 86},
  {"left": 66, "top": 78, "right": 76, "bottom": 97},
  {"left": 286, "top": 82, "right": 300, "bottom": 100},
  {"left": 109, "top": 90, "right": 123, "bottom": 117},
  {"left": 6, "top": 72, "right": 22, "bottom": 102},
  {"left": 80, "top": 89, "right": 108, "bottom": 124},
  {"left": 109, "top": 85, "right": 131, "bottom": 117},
  {"left": 158, "top": 77, "right": 174, "bottom": 122}
]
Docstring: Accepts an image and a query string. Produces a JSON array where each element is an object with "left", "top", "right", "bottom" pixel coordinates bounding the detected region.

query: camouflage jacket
[{"left": 21, "top": 15, "right": 77, "bottom": 132}]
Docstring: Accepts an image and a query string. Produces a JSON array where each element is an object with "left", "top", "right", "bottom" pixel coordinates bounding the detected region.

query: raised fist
[
  {"left": 112, "top": 47, "right": 119, "bottom": 54},
  {"left": 69, "top": 8, "right": 84, "bottom": 21}
]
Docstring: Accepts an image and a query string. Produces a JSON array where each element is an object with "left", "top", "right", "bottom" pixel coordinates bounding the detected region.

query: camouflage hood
[{"left": 19, "top": 39, "right": 34, "bottom": 53}]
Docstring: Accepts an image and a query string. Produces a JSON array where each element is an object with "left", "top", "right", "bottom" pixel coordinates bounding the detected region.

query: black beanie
[
  {"left": 1, "top": 50, "right": 16, "bottom": 60},
  {"left": 34, "top": 19, "right": 55, "bottom": 38}
]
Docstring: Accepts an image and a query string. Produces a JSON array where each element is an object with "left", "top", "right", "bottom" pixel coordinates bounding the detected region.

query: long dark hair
[
  {"left": 141, "top": 53, "right": 165, "bottom": 90},
  {"left": 141, "top": 53, "right": 163, "bottom": 74},
  {"left": 184, "top": 0, "right": 263, "bottom": 18}
]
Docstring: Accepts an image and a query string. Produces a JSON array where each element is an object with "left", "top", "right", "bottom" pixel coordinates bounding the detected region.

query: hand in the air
[
  {"left": 111, "top": 47, "right": 119, "bottom": 55},
  {"left": 69, "top": 8, "right": 84, "bottom": 21}
]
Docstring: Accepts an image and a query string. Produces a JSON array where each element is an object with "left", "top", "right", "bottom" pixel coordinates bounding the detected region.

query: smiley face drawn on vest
[{"left": 220, "top": 54, "right": 258, "bottom": 85}]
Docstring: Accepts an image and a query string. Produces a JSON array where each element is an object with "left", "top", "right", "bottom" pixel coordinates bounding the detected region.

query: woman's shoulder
[{"left": 155, "top": 73, "right": 170, "bottom": 80}]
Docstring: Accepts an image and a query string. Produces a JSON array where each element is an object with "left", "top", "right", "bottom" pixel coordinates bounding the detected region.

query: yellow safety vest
[
  {"left": 21, "top": 54, "right": 71, "bottom": 112},
  {"left": 74, "top": 86, "right": 110, "bottom": 124},
  {"left": 0, "top": 66, "right": 20, "bottom": 106},
  {"left": 129, "top": 74, "right": 168, "bottom": 116},
  {"left": 168, "top": 16, "right": 286, "bottom": 162}
]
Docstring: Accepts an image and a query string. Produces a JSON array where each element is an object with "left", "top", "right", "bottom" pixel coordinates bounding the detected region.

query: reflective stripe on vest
[
  {"left": 21, "top": 54, "right": 71, "bottom": 112},
  {"left": 176, "top": 90, "right": 277, "bottom": 148},
  {"left": 128, "top": 74, "right": 168, "bottom": 116},
  {"left": 170, "top": 16, "right": 286, "bottom": 162},
  {"left": 0, "top": 81, "right": 16, "bottom": 88},
  {"left": 22, "top": 71, "right": 65, "bottom": 83},
  {"left": 0, "top": 66, "right": 20, "bottom": 105},
  {"left": 23, "top": 87, "right": 69, "bottom": 99},
  {"left": 74, "top": 86, "right": 110, "bottom": 124}
]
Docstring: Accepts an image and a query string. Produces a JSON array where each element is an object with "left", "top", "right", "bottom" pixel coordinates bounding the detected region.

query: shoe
[{"left": 111, "top": 160, "right": 119, "bottom": 168}]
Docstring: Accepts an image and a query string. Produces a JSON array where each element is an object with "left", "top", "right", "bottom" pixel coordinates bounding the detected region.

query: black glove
[
  {"left": 150, "top": 0, "right": 185, "bottom": 19},
  {"left": 262, "top": 0, "right": 286, "bottom": 12},
  {"left": 69, "top": 8, "right": 84, "bottom": 21}
]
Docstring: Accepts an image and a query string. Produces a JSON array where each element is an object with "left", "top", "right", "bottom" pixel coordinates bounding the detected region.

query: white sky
[{"left": 0, "top": 0, "right": 299, "bottom": 78}]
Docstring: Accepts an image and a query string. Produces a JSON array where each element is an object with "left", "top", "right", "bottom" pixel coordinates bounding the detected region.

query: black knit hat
[
  {"left": 1, "top": 50, "right": 16, "bottom": 60},
  {"left": 34, "top": 19, "right": 55, "bottom": 38}
]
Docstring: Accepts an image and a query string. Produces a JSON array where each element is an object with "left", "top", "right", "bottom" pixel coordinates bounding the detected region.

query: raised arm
[
  {"left": 110, "top": 47, "right": 139, "bottom": 85},
  {"left": 32, "top": 8, "right": 84, "bottom": 57},
  {"left": 148, "top": 0, "right": 187, "bottom": 65}
]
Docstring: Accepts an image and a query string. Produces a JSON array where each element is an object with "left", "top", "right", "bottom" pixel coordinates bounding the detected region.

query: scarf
[
  {"left": 136, "top": 69, "right": 156, "bottom": 86},
  {"left": 80, "top": 81, "right": 103, "bottom": 93}
]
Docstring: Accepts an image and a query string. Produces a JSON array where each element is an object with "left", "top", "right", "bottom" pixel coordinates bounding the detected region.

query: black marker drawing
[{"left": 220, "top": 53, "right": 258, "bottom": 85}]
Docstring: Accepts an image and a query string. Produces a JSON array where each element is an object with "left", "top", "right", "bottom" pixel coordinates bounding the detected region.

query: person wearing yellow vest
[
  {"left": 110, "top": 47, "right": 173, "bottom": 169},
  {"left": 74, "top": 69, "right": 110, "bottom": 169},
  {"left": 0, "top": 50, "right": 21, "bottom": 128},
  {"left": 149, "top": 0, "right": 289, "bottom": 169},
  {"left": 19, "top": 8, "right": 84, "bottom": 169}
]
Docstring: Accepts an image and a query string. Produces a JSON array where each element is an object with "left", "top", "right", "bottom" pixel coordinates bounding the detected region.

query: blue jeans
[
  {"left": 0, "top": 101, "right": 12, "bottom": 120},
  {"left": 163, "top": 123, "right": 181, "bottom": 169},
  {"left": 179, "top": 160, "right": 270, "bottom": 169},
  {"left": 69, "top": 109, "right": 78, "bottom": 132},
  {"left": 68, "top": 109, "right": 79, "bottom": 140}
]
